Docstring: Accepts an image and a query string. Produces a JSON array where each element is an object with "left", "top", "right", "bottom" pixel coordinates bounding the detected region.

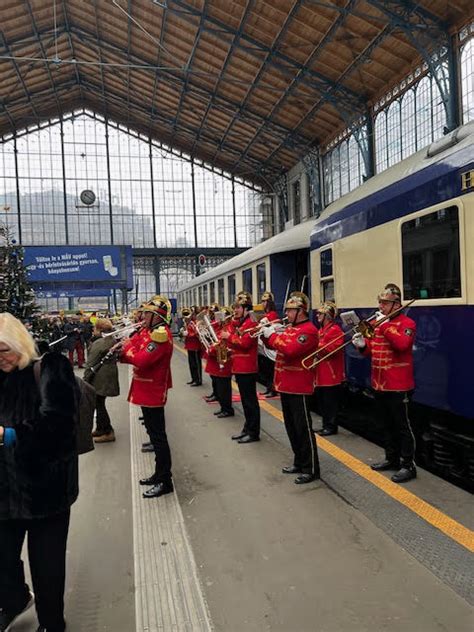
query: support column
[
  {"left": 190, "top": 159, "right": 198, "bottom": 248},
  {"left": 446, "top": 35, "right": 461, "bottom": 131},
  {"left": 59, "top": 120, "right": 69, "bottom": 244},
  {"left": 154, "top": 256, "right": 161, "bottom": 295},
  {"left": 13, "top": 135, "right": 22, "bottom": 244},
  {"left": 231, "top": 175, "right": 237, "bottom": 247},
  {"left": 105, "top": 118, "right": 114, "bottom": 244},
  {"left": 149, "top": 138, "right": 158, "bottom": 248}
]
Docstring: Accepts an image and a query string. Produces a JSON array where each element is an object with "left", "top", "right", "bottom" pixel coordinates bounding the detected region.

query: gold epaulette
[{"left": 150, "top": 326, "right": 168, "bottom": 343}]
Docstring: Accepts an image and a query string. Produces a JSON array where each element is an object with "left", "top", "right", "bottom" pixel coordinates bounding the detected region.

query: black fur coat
[{"left": 0, "top": 352, "right": 79, "bottom": 520}]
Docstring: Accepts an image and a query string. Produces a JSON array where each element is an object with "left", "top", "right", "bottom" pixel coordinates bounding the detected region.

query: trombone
[
  {"left": 102, "top": 321, "right": 143, "bottom": 339},
  {"left": 249, "top": 316, "right": 289, "bottom": 338},
  {"left": 301, "top": 299, "right": 416, "bottom": 370}
]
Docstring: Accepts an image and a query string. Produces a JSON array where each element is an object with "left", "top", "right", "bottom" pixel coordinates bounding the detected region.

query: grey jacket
[{"left": 84, "top": 336, "right": 120, "bottom": 398}]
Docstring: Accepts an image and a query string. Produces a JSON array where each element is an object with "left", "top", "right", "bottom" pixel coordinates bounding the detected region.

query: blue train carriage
[
  {"left": 177, "top": 219, "right": 315, "bottom": 314},
  {"left": 310, "top": 121, "right": 474, "bottom": 489}
]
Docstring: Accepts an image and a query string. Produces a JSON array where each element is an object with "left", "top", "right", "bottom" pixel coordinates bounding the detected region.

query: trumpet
[{"left": 301, "top": 299, "right": 416, "bottom": 370}]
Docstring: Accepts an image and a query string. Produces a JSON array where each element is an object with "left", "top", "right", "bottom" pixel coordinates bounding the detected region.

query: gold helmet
[
  {"left": 181, "top": 307, "right": 192, "bottom": 318},
  {"left": 209, "top": 302, "right": 220, "bottom": 313},
  {"left": 142, "top": 295, "right": 172, "bottom": 324},
  {"left": 285, "top": 291, "right": 310, "bottom": 312},
  {"left": 377, "top": 284, "right": 401, "bottom": 304},
  {"left": 261, "top": 291, "right": 274, "bottom": 302},
  {"left": 234, "top": 291, "right": 253, "bottom": 309},
  {"left": 317, "top": 301, "right": 338, "bottom": 319},
  {"left": 221, "top": 306, "right": 232, "bottom": 317}
]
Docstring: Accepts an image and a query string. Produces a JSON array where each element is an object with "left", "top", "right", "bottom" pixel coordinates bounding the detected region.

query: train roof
[
  {"left": 311, "top": 120, "right": 474, "bottom": 248},
  {"left": 179, "top": 216, "right": 315, "bottom": 289},
  {"left": 179, "top": 121, "right": 474, "bottom": 291}
]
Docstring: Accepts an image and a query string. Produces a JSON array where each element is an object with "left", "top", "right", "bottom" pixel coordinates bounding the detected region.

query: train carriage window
[
  {"left": 227, "top": 274, "right": 236, "bottom": 302},
  {"left": 242, "top": 268, "right": 253, "bottom": 295},
  {"left": 402, "top": 206, "right": 461, "bottom": 299},
  {"left": 256, "top": 263, "right": 266, "bottom": 298},
  {"left": 320, "top": 247, "right": 334, "bottom": 302},
  {"left": 320, "top": 249, "right": 333, "bottom": 278},
  {"left": 218, "top": 278, "right": 225, "bottom": 305},
  {"left": 209, "top": 281, "right": 215, "bottom": 304}
]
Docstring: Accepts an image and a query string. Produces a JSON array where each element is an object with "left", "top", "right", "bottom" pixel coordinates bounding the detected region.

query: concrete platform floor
[{"left": 13, "top": 350, "right": 474, "bottom": 631}]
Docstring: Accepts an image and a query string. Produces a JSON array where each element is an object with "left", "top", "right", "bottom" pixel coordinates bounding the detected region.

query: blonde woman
[
  {"left": 0, "top": 313, "right": 78, "bottom": 632},
  {"left": 83, "top": 318, "right": 120, "bottom": 443}
]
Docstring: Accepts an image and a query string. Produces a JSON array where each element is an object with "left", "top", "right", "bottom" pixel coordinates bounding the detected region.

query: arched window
[
  {"left": 460, "top": 36, "right": 474, "bottom": 122},
  {"left": 401, "top": 89, "right": 416, "bottom": 159},
  {"left": 374, "top": 112, "right": 387, "bottom": 173},
  {"left": 386, "top": 100, "right": 402, "bottom": 168}
]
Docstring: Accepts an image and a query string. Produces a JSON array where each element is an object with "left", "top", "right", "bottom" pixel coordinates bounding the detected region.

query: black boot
[
  {"left": 370, "top": 459, "right": 400, "bottom": 471},
  {"left": 143, "top": 481, "right": 174, "bottom": 498},
  {"left": 391, "top": 464, "right": 417, "bottom": 483}
]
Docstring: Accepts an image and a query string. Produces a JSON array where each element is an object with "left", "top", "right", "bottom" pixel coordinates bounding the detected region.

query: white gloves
[
  {"left": 259, "top": 316, "right": 269, "bottom": 326},
  {"left": 352, "top": 332, "right": 366, "bottom": 349},
  {"left": 262, "top": 325, "right": 276, "bottom": 339},
  {"left": 274, "top": 322, "right": 286, "bottom": 332},
  {"left": 373, "top": 310, "right": 384, "bottom": 323}
]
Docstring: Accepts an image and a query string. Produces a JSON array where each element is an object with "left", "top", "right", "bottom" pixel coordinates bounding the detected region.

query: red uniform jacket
[
  {"left": 184, "top": 320, "right": 201, "bottom": 351},
  {"left": 315, "top": 322, "right": 345, "bottom": 387},
  {"left": 121, "top": 326, "right": 173, "bottom": 407},
  {"left": 266, "top": 319, "right": 318, "bottom": 395},
  {"left": 362, "top": 313, "right": 416, "bottom": 391},
  {"left": 227, "top": 316, "right": 258, "bottom": 374},
  {"left": 205, "top": 322, "right": 232, "bottom": 378},
  {"left": 264, "top": 310, "right": 280, "bottom": 323}
]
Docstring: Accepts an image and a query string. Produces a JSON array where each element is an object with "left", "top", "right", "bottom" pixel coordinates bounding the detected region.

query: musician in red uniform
[
  {"left": 315, "top": 302, "right": 345, "bottom": 436},
  {"left": 206, "top": 306, "right": 234, "bottom": 418},
  {"left": 183, "top": 306, "right": 202, "bottom": 386},
  {"left": 352, "top": 284, "right": 417, "bottom": 483},
  {"left": 263, "top": 292, "right": 320, "bottom": 484},
  {"left": 119, "top": 296, "right": 175, "bottom": 498},
  {"left": 220, "top": 292, "right": 261, "bottom": 443},
  {"left": 204, "top": 303, "right": 221, "bottom": 403},
  {"left": 259, "top": 291, "right": 279, "bottom": 398}
]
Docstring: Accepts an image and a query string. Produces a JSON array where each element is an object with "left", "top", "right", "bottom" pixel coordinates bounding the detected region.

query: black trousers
[
  {"left": 210, "top": 375, "right": 217, "bottom": 397},
  {"left": 235, "top": 373, "right": 260, "bottom": 438},
  {"left": 141, "top": 406, "right": 172, "bottom": 483},
  {"left": 280, "top": 393, "right": 320, "bottom": 476},
  {"left": 187, "top": 350, "right": 202, "bottom": 384},
  {"left": 96, "top": 394, "right": 113, "bottom": 434},
  {"left": 317, "top": 385, "right": 341, "bottom": 432},
  {"left": 214, "top": 376, "right": 233, "bottom": 414},
  {"left": 258, "top": 355, "right": 275, "bottom": 391},
  {"left": 0, "top": 510, "right": 70, "bottom": 631},
  {"left": 374, "top": 391, "right": 415, "bottom": 465}
]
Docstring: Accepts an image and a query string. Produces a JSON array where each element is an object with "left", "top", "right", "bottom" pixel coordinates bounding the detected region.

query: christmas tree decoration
[{"left": 0, "top": 222, "right": 41, "bottom": 321}]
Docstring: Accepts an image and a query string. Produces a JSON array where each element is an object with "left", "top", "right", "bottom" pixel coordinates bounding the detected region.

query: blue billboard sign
[{"left": 24, "top": 246, "right": 133, "bottom": 291}]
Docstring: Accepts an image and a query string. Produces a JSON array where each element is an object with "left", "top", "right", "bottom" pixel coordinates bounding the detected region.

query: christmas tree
[{"left": 0, "top": 222, "right": 40, "bottom": 321}]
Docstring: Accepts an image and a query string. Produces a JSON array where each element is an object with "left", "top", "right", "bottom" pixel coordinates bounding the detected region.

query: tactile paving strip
[{"left": 129, "top": 394, "right": 213, "bottom": 631}]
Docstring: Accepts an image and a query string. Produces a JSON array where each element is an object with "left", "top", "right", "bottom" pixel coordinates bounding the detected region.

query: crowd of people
[{"left": 0, "top": 282, "right": 416, "bottom": 631}]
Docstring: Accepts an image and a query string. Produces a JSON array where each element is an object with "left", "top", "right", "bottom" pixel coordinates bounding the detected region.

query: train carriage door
[{"left": 295, "top": 250, "right": 309, "bottom": 294}]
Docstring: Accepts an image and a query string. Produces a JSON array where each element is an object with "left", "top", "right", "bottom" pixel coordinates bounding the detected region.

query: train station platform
[{"left": 15, "top": 344, "right": 474, "bottom": 632}]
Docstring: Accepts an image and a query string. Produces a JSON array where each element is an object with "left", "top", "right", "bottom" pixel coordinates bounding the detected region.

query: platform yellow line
[{"left": 174, "top": 344, "right": 474, "bottom": 552}]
